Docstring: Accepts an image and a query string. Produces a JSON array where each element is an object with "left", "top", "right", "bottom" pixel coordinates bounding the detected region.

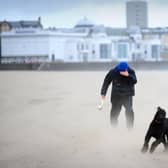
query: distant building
[
  {"left": 126, "top": 0, "right": 148, "bottom": 28},
  {"left": 0, "top": 17, "right": 43, "bottom": 63},
  {"left": 1, "top": 18, "right": 161, "bottom": 63},
  {"left": 0, "top": 17, "right": 43, "bottom": 32}
]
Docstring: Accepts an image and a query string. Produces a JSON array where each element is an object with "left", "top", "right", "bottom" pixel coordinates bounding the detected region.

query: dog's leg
[
  {"left": 150, "top": 139, "right": 161, "bottom": 153},
  {"left": 163, "top": 133, "right": 168, "bottom": 152},
  {"left": 162, "top": 134, "right": 167, "bottom": 151},
  {"left": 166, "top": 134, "right": 168, "bottom": 151},
  {"left": 141, "top": 135, "right": 151, "bottom": 153},
  {"left": 141, "top": 143, "right": 149, "bottom": 153},
  {"left": 141, "top": 126, "right": 152, "bottom": 153},
  {"left": 164, "top": 143, "right": 168, "bottom": 152}
]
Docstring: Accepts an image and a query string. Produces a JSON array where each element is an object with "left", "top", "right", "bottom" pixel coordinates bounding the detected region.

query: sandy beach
[{"left": 0, "top": 70, "right": 168, "bottom": 168}]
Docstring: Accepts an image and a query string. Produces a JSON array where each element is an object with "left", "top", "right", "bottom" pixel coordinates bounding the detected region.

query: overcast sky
[{"left": 0, "top": 0, "right": 168, "bottom": 28}]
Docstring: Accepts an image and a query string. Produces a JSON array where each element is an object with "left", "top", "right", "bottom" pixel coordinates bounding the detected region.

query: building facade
[
  {"left": 0, "top": 17, "right": 43, "bottom": 63},
  {"left": 1, "top": 21, "right": 161, "bottom": 63}
]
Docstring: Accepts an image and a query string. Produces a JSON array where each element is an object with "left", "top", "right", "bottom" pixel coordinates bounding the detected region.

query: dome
[{"left": 75, "top": 17, "right": 95, "bottom": 28}]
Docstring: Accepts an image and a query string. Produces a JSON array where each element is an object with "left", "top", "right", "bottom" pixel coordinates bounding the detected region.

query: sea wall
[{"left": 1, "top": 61, "right": 168, "bottom": 71}]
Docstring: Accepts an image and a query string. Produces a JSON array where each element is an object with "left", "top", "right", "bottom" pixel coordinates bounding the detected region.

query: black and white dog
[{"left": 141, "top": 107, "right": 168, "bottom": 153}]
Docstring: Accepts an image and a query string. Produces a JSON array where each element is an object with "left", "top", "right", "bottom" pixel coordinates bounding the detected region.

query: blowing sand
[{"left": 0, "top": 70, "right": 167, "bottom": 168}]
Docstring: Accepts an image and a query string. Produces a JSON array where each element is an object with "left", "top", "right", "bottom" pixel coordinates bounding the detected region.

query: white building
[{"left": 1, "top": 18, "right": 161, "bottom": 63}]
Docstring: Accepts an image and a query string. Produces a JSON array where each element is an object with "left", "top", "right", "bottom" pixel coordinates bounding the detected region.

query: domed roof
[{"left": 75, "top": 17, "right": 95, "bottom": 28}]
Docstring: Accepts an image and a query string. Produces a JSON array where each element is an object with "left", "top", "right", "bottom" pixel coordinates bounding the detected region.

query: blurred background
[{"left": 0, "top": 0, "right": 168, "bottom": 68}]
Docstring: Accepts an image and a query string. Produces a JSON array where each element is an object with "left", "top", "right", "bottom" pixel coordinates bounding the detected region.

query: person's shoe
[
  {"left": 110, "top": 119, "right": 118, "bottom": 128},
  {"left": 126, "top": 122, "right": 134, "bottom": 130}
]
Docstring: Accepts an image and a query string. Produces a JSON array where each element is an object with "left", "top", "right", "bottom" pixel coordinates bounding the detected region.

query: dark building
[{"left": 0, "top": 17, "right": 43, "bottom": 32}]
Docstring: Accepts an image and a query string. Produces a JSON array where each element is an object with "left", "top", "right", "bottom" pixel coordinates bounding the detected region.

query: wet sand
[{"left": 0, "top": 70, "right": 167, "bottom": 168}]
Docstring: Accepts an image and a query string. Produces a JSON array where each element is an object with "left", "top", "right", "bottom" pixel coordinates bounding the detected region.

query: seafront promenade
[{"left": 1, "top": 61, "right": 168, "bottom": 71}]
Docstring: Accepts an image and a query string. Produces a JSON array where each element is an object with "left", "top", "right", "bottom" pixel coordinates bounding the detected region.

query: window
[
  {"left": 117, "top": 43, "right": 128, "bottom": 58},
  {"left": 81, "top": 44, "right": 84, "bottom": 50},
  {"left": 151, "top": 45, "right": 159, "bottom": 59},
  {"left": 137, "top": 44, "right": 140, "bottom": 49},
  {"left": 100, "top": 44, "right": 110, "bottom": 59},
  {"left": 82, "top": 53, "right": 88, "bottom": 62},
  {"left": 77, "top": 43, "right": 89, "bottom": 51}
]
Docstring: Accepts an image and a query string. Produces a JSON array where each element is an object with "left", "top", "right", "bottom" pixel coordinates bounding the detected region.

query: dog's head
[{"left": 153, "top": 107, "right": 166, "bottom": 124}]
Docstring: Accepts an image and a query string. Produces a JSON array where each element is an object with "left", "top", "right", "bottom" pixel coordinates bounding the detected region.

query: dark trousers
[{"left": 110, "top": 95, "right": 134, "bottom": 128}]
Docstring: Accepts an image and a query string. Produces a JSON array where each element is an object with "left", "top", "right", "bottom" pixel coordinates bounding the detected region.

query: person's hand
[
  {"left": 120, "top": 71, "right": 129, "bottom": 77},
  {"left": 98, "top": 95, "right": 105, "bottom": 110},
  {"left": 101, "top": 95, "right": 106, "bottom": 100}
]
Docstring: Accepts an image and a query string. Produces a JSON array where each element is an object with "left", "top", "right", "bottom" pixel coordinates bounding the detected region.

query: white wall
[
  {"left": 2, "top": 35, "right": 49, "bottom": 57},
  {"left": 64, "top": 38, "right": 80, "bottom": 62},
  {"left": 1, "top": 29, "right": 161, "bottom": 62},
  {"left": 49, "top": 36, "right": 66, "bottom": 61}
]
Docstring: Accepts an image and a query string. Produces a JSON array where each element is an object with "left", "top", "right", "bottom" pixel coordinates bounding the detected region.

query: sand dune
[{"left": 0, "top": 70, "right": 167, "bottom": 168}]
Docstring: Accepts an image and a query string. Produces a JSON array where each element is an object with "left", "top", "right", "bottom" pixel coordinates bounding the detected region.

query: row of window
[{"left": 79, "top": 43, "right": 160, "bottom": 59}]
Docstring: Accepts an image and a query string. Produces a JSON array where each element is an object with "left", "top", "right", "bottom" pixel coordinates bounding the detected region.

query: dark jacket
[{"left": 101, "top": 66, "right": 137, "bottom": 101}]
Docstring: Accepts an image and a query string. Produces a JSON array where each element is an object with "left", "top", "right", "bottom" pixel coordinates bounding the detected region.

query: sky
[{"left": 0, "top": 0, "right": 168, "bottom": 28}]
